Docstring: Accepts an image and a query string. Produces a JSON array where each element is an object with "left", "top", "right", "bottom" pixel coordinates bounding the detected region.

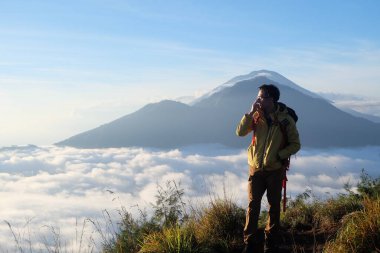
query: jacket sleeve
[
  {"left": 236, "top": 113, "right": 254, "bottom": 137},
  {"left": 278, "top": 117, "right": 301, "bottom": 159}
]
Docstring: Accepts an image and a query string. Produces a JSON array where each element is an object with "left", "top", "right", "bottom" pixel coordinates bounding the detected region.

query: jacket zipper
[{"left": 260, "top": 124, "right": 271, "bottom": 170}]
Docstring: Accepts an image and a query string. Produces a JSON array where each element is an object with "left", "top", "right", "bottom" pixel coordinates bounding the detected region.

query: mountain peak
[
  {"left": 190, "top": 70, "right": 322, "bottom": 105},
  {"left": 225, "top": 70, "right": 323, "bottom": 99},
  {"left": 224, "top": 69, "right": 286, "bottom": 85}
]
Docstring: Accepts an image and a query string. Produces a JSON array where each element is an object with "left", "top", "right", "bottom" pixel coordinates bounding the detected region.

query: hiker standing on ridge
[{"left": 236, "top": 84, "right": 301, "bottom": 253}]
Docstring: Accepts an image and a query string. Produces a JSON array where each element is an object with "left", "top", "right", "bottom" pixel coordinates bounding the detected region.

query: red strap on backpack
[
  {"left": 282, "top": 158, "right": 290, "bottom": 212},
  {"left": 282, "top": 175, "right": 287, "bottom": 212},
  {"left": 277, "top": 117, "right": 290, "bottom": 212}
]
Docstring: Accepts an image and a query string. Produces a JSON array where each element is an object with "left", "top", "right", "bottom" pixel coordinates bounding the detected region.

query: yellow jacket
[{"left": 236, "top": 104, "right": 301, "bottom": 174}]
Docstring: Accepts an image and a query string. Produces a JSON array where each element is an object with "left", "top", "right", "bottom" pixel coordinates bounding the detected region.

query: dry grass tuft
[
  {"left": 194, "top": 197, "right": 245, "bottom": 252},
  {"left": 324, "top": 197, "right": 380, "bottom": 253}
]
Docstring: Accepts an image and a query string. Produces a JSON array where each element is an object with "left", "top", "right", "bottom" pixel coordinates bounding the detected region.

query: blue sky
[{"left": 1, "top": 0, "right": 380, "bottom": 146}]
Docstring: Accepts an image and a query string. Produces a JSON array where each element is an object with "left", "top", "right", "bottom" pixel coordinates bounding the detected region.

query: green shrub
[
  {"left": 152, "top": 180, "right": 188, "bottom": 228},
  {"left": 357, "top": 169, "right": 380, "bottom": 199},
  {"left": 139, "top": 224, "right": 198, "bottom": 253},
  {"left": 101, "top": 208, "right": 159, "bottom": 253},
  {"left": 282, "top": 189, "right": 316, "bottom": 230},
  {"left": 194, "top": 198, "right": 245, "bottom": 252}
]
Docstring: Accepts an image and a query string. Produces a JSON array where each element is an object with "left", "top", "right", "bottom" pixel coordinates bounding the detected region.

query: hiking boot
[
  {"left": 264, "top": 231, "right": 279, "bottom": 253},
  {"left": 242, "top": 242, "right": 263, "bottom": 253},
  {"left": 264, "top": 245, "right": 278, "bottom": 253},
  {"left": 264, "top": 240, "right": 279, "bottom": 253},
  {"left": 242, "top": 243, "right": 253, "bottom": 253}
]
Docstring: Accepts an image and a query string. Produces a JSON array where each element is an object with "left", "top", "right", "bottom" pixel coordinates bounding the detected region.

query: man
[{"left": 236, "top": 84, "right": 301, "bottom": 253}]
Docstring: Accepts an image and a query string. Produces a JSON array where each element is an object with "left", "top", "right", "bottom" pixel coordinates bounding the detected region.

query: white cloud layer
[{"left": 0, "top": 145, "right": 379, "bottom": 251}]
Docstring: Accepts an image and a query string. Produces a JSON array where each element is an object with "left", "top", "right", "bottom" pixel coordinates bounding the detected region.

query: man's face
[{"left": 257, "top": 89, "right": 274, "bottom": 111}]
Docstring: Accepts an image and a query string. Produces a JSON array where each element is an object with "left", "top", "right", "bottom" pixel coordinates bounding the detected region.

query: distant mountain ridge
[{"left": 57, "top": 70, "right": 380, "bottom": 148}]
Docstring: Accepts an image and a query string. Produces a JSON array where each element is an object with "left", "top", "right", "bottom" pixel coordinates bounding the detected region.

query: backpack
[
  {"left": 278, "top": 102, "right": 298, "bottom": 123},
  {"left": 277, "top": 102, "right": 297, "bottom": 212}
]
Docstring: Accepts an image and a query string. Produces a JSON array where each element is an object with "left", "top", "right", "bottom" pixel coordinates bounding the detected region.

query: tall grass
[
  {"left": 322, "top": 170, "right": 380, "bottom": 253},
  {"left": 3, "top": 218, "right": 95, "bottom": 253},
  {"left": 101, "top": 172, "right": 380, "bottom": 253},
  {"left": 279, "top": 176, "right": 378, "bottom": 253},
  {"left": 98, "top": 180, "right": 246, "bottom": 253},
  {"left": 313, "top": 193, "right": 362, "bottom": 230},
  {"left": 324, "top": 197, "right": 380, "bottom": 253},
  {"left": 139, "top": 224, "right": 197, "bottom": 253},
  {"left": 193, "top": 197, "right": 245, "bottom": 252}
]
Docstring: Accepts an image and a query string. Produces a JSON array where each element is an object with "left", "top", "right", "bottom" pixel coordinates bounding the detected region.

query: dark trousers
[{"left": 243, "top": 168, "right": 284, "bottom": 245}]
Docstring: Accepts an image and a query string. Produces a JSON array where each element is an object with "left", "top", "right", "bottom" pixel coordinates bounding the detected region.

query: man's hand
[{"left": 249, "top": 99, "right": 261, "bottom": 115}]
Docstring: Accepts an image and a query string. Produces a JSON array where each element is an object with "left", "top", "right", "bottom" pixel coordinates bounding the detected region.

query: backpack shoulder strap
[{"left": 274, "top": 113, "right": 289, "bottom": 147}]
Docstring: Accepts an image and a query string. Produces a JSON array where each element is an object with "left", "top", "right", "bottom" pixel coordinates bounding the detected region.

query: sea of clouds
[{"left": 0, "top": 144, "right": 379, "bottom": 251}]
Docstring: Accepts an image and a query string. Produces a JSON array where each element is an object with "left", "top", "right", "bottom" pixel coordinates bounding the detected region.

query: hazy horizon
[{"left": 1, "top": 80, "right": 380, "bottom": 147}]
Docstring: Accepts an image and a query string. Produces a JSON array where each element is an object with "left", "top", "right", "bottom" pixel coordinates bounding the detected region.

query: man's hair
[{"left": 259, "top": 84, "right": 280, "bottom": 102}]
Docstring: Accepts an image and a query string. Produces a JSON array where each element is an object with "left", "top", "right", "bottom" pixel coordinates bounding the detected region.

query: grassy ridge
[{"left": 103, "top": 171, "right": 380, "bottom": 253}]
